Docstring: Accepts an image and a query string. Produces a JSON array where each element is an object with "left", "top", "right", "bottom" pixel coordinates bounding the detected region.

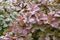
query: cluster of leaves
[
  {"left": 0, "top": 0, "right": 60, "bottom": 40},
  {"left": 0, "top": 0, "right": 17, "bottom": 36}
]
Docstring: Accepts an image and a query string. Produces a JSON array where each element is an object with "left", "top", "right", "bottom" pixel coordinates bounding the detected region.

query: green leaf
[{"left": 0, "top": 17, "right": 3, "bottom": 21}]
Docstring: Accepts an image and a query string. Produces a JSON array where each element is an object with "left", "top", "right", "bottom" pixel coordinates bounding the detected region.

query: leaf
[
  {"left": 0, "top": 17, "right": 3, "bottom": 21},
  {"left": 19, "top": 20, "right": 25, "bottom": 26}
]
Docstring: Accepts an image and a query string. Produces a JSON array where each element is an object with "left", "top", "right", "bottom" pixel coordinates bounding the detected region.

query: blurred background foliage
[{"left": 0, "top": 0, "right": 60, "bottom": 40}]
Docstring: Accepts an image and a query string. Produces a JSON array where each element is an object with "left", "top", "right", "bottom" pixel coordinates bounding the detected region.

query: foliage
[{"left": 0, "top": 0, "right": 60, "bottom": 40}]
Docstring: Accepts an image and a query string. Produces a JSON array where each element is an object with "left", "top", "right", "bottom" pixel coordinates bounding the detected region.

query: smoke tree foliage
[{"left": 0, "top": 0, "right": 60, "bottom": 40}]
